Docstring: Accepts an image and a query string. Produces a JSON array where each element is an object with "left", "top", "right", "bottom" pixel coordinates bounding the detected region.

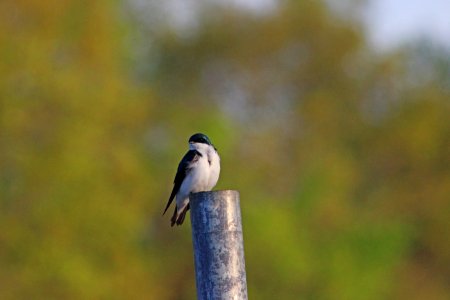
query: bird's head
[{"left": 189, "top": 133, "right": 212, "bottom": 146}]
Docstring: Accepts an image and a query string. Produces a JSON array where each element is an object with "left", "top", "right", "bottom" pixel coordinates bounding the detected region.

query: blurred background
[{"left": 1, "top": 0, "right": 449, "bottom": 299}]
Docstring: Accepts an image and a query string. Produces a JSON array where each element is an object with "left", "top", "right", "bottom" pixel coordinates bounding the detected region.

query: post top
[
  {"left": 189, "top": 189, "right": 242, "bottom": 233},
  {"left": 191, "top": 189, "right": 239, "bottom": 198}
]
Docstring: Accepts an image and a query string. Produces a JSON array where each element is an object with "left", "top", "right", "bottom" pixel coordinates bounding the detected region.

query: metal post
[{"left": 189, "top": 190, "right": 248, "bottom": 300}]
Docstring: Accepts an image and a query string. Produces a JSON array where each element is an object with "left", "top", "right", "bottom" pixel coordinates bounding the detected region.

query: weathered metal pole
[{"left": 189, "top": 190, "right": 248, "bottom": 300}]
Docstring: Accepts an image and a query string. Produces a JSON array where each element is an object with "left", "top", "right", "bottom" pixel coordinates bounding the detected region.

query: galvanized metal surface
[{"left": 190, "top": 190, "right": 248, "bottom": 300}]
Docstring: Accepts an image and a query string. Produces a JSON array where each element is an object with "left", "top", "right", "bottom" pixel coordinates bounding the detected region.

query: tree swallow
[{"left": 163, "top": 133, "right": 221, "bottom": 226}]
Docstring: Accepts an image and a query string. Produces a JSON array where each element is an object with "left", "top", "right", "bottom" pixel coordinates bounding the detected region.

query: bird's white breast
[
  {"left": 206, "top": 147, "right": 220, "bottom": 190},
  {"left": 176, "top": 143, "right": 220, "bottom": 213}
]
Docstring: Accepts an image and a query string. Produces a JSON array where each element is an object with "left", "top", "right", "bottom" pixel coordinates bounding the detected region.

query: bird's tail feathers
[
  {"left": 163, "top": 189, "right": 177, "bottom": 215},
  {"left": 170, "top": 206, "right": 177, "bottom": 227},
  {"left": 175, "top": 203, "right": 190, "bottom": 226}
]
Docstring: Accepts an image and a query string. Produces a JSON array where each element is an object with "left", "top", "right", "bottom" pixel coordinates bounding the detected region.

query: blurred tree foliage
[{"left": 1, "top": 0, "right": 449, "bottom": 299}]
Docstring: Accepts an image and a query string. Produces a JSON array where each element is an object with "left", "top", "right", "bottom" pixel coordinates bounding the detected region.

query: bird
[{"left": 163, "top": 133, "right": 221, "bottom": 226}]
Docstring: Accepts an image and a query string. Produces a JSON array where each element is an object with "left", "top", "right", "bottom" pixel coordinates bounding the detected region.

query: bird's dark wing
[{"left": 163, "top": 149, "right": 202, "bottom": 215}]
